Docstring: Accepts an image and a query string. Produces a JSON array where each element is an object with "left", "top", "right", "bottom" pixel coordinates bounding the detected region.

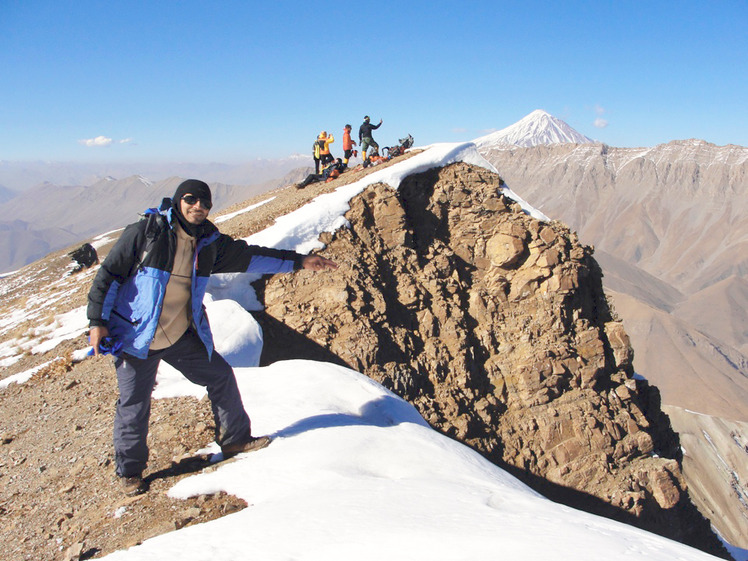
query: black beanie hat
[
  {"left": 172, "top": 179, "right": 212, "bottom": 236},
  {"left": 173, "top": 179, "right": 212, "bottom": 206}
]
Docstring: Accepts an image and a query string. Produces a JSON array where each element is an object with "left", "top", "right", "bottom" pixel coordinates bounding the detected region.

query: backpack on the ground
[
  {"left": 383, "top": 134, "right": 414, "bottom": 159},
  {"left": 68, "top": 243, "right": 99, "bottom": 272}
]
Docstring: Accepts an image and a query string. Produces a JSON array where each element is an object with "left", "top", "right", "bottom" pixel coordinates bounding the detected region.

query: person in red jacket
[{"left": 342, "top": 124, "right": 357, "bottom": 168}]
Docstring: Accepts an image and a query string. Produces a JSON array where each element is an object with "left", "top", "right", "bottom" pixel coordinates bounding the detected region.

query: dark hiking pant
[
  {"left": 361, "top": 137, "right": 378, "bottom": 154},
  {"left": 112, "top": 329, "right": 252, "bottom": 477},
  {"left": 299, "top": 173, "right": 324, "bottom": 188}
]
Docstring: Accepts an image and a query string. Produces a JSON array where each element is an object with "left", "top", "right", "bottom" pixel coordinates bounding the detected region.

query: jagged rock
[
  {"left": 486, "top": 232, "right": 525, "bottom": 268},
  {"left": 258, "top": 162, "right": 728, "bottom": 557},
  {"left": 62, "top": 542, "right": 84, "bottom": 561}
]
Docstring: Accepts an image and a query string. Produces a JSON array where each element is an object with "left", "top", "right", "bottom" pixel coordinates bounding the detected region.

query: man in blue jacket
[{"left": 87, "top": 179, "right": 337, "bottom": 496}]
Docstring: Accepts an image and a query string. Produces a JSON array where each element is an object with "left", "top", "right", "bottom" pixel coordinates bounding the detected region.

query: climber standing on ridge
[
  {"left": 316, "top": 131, "right": 335, "bottom": 170},
  {"left": 342, "top": 124, "right": 357, "bottom": 168},
  {"left": 312, "top": 131, "right": 333, "bottom": 173},
  {"left": 312, "top": 133, "right": 323, "bottom": 174},
  {"left": 358, "top": 115, "right": 382, "bottom": 163},
  {"left": 87, "top": 179, "right": 338, "bottom": 497}
]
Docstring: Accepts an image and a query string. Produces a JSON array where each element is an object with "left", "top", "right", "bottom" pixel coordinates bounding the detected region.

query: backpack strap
[{"left": 134, "top": 210, "right": 167, "bottom": 272}]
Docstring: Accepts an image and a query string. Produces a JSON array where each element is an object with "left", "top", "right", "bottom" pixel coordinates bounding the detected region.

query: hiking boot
[
  {"left": 221, "top": 435, "right": 272, "bottom": 458},
  {"left": 120, "top": 474, "right": 147, "bottom": 497}
]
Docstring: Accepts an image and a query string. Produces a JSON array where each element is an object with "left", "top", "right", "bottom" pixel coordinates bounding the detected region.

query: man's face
[{"left": 180, "top": 194, "right": 210, "bottom": 225}]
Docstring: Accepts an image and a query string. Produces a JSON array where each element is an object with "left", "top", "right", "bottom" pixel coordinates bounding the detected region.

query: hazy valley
[{"left": 0, "top": 159, "right": 313, "bottom": 274}]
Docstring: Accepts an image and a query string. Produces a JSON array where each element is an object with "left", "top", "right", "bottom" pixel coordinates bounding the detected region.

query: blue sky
[{"left": 1, "top": 0, "right": 746, "bottom": 163}]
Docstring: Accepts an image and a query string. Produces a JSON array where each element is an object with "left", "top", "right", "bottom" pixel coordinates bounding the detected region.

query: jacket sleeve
[
  {"left": 211, "top": 233, "right": 305, "bottom": 275},
  {"left": 87, "top": 222, "right": 145, "bottom": 327}
]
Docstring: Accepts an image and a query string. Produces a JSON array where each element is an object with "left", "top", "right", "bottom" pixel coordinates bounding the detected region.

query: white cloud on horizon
[
  {"left": 78, "top": 136, "right": 113, "bottom": 147},
  {"left": 78, "top": 136, "right": 135, "bottom": 147},
  {"left": 593, "top": 105, "right": 609, "bottom": 128}
]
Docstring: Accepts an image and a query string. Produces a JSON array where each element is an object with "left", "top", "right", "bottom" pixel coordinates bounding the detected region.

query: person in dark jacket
[
  {"left": 358, "top": 115, "right": 382, "bottom": 161},
  {"left": 87, "top": 179, "right": 337, "bottom": 496},
  {"left": 295, "top": 158, "right": 345, "bottom": 189}
]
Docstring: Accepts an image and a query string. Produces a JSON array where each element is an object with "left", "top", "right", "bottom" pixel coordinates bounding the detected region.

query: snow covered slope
[{"left": 101, "top": 360, "right": 724, "bottom": 561}]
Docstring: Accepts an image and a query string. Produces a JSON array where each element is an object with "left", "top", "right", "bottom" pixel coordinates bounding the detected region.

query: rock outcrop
[{"left": 256, "top": 162, "right": 729, "bottom": 558}]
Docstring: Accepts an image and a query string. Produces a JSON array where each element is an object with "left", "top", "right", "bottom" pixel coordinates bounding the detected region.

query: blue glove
[{"left": 87, "top": 335, "right": 123, "bottom": 357}]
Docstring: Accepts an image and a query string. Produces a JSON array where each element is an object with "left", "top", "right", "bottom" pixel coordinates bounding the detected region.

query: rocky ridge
[
  {"left": 257, "top": 162, "right": 728, "bottom": 557},
  {"left": 478, "top": 139, "right": 748, "bottom": 547}
]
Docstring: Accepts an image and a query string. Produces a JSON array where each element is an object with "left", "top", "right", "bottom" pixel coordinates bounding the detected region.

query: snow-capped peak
[{"left": 474, "top": 109, "right": 594, "bottom": 148}]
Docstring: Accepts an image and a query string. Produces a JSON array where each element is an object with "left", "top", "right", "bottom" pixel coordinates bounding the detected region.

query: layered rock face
[{"left": 257, "top": 163, "right": 727, "bottom": 557}]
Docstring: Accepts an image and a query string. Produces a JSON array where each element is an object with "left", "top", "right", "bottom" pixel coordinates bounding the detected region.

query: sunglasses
[{"left": 181, "top": 194, "right": 212, "bottom": 210}]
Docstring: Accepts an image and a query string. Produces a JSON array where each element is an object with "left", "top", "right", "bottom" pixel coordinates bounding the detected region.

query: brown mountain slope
[
  {"left": 480, "top": 140, "right": 748, "bottom": 423},
  {"left": 480, "top": 140, "right": 748, "bottom": 294},
  {"left": 607, "top": 289, "right": 748, "bottom": 421},
  {"left": 0, "top": 155, "right": 417, "bottom": 560},
  {"left": 663, "top": 405, "right": 748, "bottom": 550},
  {"left": 674, "top": 275, "right": 748, "bottom": 356}
]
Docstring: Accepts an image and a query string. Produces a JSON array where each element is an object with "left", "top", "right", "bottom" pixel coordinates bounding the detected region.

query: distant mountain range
[
  {"left": 0, "top": 165, "right": 311, "bottom": 273},
  {"left": 0, "top": 154, "right": 312, "bottom": 193}
]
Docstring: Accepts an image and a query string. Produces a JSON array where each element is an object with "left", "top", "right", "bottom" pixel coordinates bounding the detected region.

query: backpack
[
  {"left": 313, "top": 139, "right": 325, "bottom": 159},
  {"left": 383, "top": 134, "right": 414, "bottom": 159},
  {"left": 68, "top": 243, "right": 99, "bottom": 272},
  {"left": 323, "top": 159, "right": 345, "bottom": 181}
]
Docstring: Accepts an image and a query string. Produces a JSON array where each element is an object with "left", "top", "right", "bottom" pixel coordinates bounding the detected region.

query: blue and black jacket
[{"left": 87, "top": 198, "right": 304, "bottom": 359}]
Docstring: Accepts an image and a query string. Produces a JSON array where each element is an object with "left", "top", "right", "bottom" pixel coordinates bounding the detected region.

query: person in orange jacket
[{"left": 342, "top": 124, "right": 357, "bottom": 168}]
